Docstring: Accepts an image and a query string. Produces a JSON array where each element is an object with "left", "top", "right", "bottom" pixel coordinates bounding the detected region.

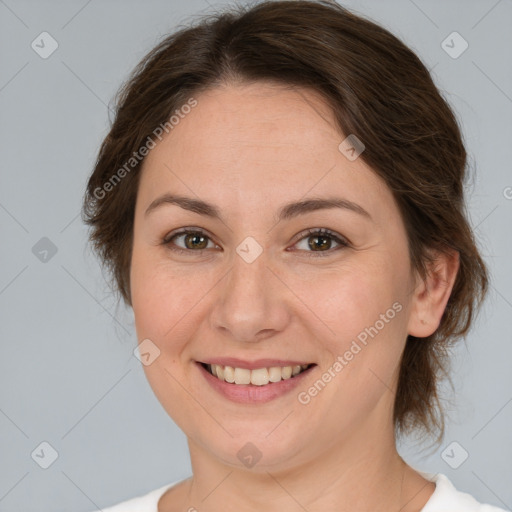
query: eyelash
[{"left": 161, "top": 227, "right": 349, "bottom": 258}]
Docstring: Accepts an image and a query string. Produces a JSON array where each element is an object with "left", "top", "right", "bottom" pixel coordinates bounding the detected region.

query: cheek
[
  {"left": 309, "top": 256, "right": 408, "bottom": 389},
  {"left": 313, "top": 256, "right": 406, "bottom": 338},
  {"left": 130, "top": 246, "right": 180, "bottom": 344},
  {"left": 129, "top": 246, "right": 214, "bottom": 350},
  {"left": 130, "top": 251, "right": 204, "bottom": 429},
  {"left": 131, "top": 241, "right": 180, "bottom": 313}
]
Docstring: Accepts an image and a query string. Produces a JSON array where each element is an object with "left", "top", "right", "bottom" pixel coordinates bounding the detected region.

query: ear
[{"left": 407, "top": 248, "right": 460, "bottom": 338}]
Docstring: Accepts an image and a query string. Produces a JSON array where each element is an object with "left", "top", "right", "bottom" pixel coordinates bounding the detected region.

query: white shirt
[{"left": 91, "top": 471, "right": 509, "bottom": 512}]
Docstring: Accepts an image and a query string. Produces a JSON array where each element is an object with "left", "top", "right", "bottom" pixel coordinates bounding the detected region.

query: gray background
[{"left": 0, "top": 0, "right": 511, "bottom": 510}]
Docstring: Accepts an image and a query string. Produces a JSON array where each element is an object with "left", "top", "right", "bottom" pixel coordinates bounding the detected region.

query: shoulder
[
  {"left": 419, "top": 471, "right": 508, "bottom": 512},
  {"left": 86, "top": 479, "right": 183, "bottom": 512}
]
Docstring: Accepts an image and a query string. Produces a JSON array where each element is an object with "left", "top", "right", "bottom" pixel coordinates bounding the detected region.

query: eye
[
  {"left": 162, "top": 228, "right": 218, "bottom": 255},
  {"left": 290, "top": 228, "right": 349, "bottom": 257},
  {"left": 162, "top": 227, "right": 349, "bottom": 257}
]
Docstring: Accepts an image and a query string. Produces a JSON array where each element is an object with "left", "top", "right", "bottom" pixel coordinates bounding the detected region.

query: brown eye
[
  {"left": 182, "top": 232, "right": 209, "bottom": 250},
  {"left": 292, "top": 228, "right": 349, "bottom": 257},
  {"left": 163, "top": 228, "right": 216, "bottom": 254},
  {"left": 162, "top": 227, "right": 348, "bottom": 257},
  {"left": 307, "top": 233, "right": 332, "bottom": 251}
]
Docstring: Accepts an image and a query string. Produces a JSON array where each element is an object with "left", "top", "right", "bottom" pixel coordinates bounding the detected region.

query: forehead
[{"left": 138, "top": 82, "right": 393, "bottom": 223}]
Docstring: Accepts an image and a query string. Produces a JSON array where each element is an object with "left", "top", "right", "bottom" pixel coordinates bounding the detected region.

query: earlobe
[{"left": 407, "top": 249, "right": 460, "bottom": 338}]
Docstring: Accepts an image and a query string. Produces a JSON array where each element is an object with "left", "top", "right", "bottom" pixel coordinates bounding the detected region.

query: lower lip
[{"left": 196, "top": 362, "right": 314, "bottom": 404}]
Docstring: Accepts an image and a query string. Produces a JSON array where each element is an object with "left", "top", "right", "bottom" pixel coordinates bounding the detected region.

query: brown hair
[{"left": 82, "top": 0, "right": 488, "bottom": 441}]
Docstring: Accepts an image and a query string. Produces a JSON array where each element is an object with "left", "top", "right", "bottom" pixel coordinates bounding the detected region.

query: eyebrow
[{"left": 144, "top": 193, "right": 372, "bottom": 222}]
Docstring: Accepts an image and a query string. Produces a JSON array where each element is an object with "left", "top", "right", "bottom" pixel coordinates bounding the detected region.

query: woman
[{"left": 83, "top": 1, "right": 505, "bottom": 510}]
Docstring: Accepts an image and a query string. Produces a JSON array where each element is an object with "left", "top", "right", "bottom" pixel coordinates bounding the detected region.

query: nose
[{"left": 209, "top": 251, "right": 290, "bottom": 343}]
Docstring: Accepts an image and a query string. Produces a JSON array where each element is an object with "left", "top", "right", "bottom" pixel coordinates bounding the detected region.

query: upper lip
[{"left": 198, "top": 358, "right": 314, "bottom": 370}]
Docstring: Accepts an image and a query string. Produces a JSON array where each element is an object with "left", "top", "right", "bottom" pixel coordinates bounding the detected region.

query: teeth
[
  {"left": 268, "top": 366, "right": 282, "bottom": 382},
  {"left": 281, "top": 366, "right": 292, "bottom": 379},
  {"left": 207, "top": 363, "right": 310, "bottom": 385},
  {"left": 251, "top": 368, "right": 269, "bottom": 386},
  {"left": 223, "top": 366, "right": 235, "bottom": 383},
  {"left": 234, "top": 368, "right": 251, "bottom": 385}
]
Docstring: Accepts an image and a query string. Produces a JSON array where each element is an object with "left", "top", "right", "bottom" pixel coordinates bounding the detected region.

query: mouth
[{"left": 199, "top": 362, "right": 315, "bottom": 386}]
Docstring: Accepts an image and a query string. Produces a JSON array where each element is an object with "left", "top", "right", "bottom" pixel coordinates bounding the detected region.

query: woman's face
[{"left": 130, "top": 82, "right": 422, "bottom": 470}]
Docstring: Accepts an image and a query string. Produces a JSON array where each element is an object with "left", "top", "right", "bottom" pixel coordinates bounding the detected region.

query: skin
[{"left": 129, "top": 81, "right": 459, "bottom": 512}]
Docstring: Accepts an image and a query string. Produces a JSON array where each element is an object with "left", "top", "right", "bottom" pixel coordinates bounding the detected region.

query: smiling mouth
[{"left": 200, "top": 362, "right": 314, "bottom": 386}]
